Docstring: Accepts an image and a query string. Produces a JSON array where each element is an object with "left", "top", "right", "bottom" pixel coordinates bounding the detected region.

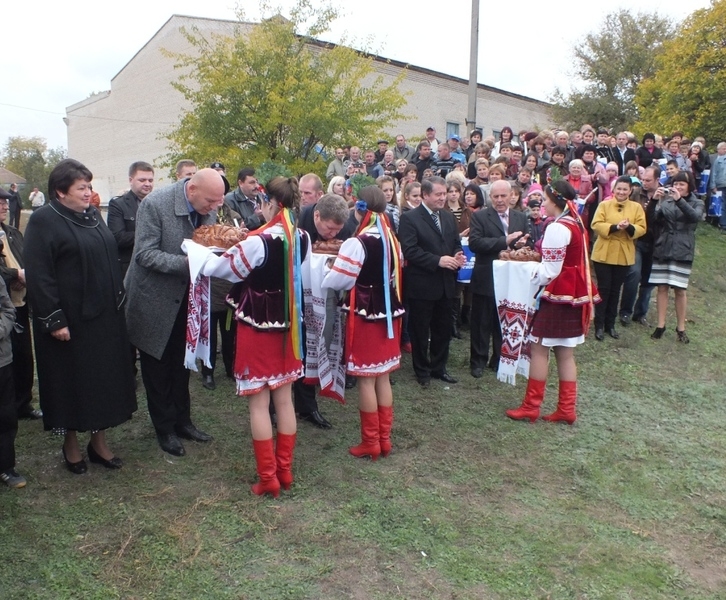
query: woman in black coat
[
  {"left": 634, "top": 133, "right": 664, "bottom": 169},
  {"left": 24, "top": 159, "right": 137, "bottom": 474},
  {"left": 648, "top": 172, "right": 704, "bottom": 343}
]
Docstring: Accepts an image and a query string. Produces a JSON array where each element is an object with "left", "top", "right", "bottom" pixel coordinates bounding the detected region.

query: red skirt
[
  {"left": 345, "top": 315, "right": 401, "bottom": 377},
  {"left": 233, "top": 323, "right": 303, "bottom": 395},
  {"left": 530, "top": 300, "right": 585, "bottom": 338}
]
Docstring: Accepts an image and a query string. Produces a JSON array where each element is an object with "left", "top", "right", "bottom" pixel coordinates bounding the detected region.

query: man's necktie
[
  {"left": 500, "top": 211, "right": 508, "bottom": 232},
  {"left": 432, "top": 211, "right": 441, "bottom": 232}
]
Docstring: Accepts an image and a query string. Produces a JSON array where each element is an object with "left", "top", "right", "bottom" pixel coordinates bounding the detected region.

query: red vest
[{"left": 541, "top": 216, "right": 597, "bottom": 306}]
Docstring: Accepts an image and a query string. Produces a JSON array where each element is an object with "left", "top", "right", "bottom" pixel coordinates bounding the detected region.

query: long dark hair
[{"left": 464, "top": 183, "right": 485, "bottom": 209}]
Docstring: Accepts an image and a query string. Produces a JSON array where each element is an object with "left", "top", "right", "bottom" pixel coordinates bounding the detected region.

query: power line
[{"left": 0, "top": 101, "right": 176, "bottom": 126}]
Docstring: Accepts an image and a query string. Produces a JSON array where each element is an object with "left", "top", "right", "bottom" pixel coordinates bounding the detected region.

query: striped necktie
[{"left": 432, "top": 210, "right": 441, "bottom": 232}]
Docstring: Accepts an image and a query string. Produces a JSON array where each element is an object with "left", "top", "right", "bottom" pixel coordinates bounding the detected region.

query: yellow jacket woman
[
  {"left": 591, "top": 197, "right": 646, "bottom": 265},
  {"left": 589, "top": 176, "right": 646, "bottom": 341}
]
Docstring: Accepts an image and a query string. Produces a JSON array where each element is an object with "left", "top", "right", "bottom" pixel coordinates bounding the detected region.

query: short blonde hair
[
  {"left": 488, "top": 163, "right": 507, "bottom": 178},
  {"left": 446, "top": 171, "right": 466, "bottom": 186}
]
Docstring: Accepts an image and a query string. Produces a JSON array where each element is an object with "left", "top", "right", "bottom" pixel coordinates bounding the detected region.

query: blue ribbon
[
  {"left": 377, "top": 216, "right": 394, "bottom": 339},
  {"left": 290, "top": 211, "right": 304, "bottom": 359}
]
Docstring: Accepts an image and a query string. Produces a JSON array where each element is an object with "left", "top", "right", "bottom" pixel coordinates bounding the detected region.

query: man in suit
[
  {"left": 108, "top": 161, "right": 155, "bottom": 279},
  {"left": 125, "top": 169, "right": 225, "bottom": 456},
  {"left": 399, "top": 176, "right": 465, "bottom": 387},
  {"left": 612, "top": 132, "right": 636, "bottom": 175},
  {"left": 224, "top": 167, "right": 265, "bottom": 231},
  {"left": 468, "top": 180, "right": 530, "bottom": 378},
  {"left": 7, "top": 184, "right": 21, "bottom": 229},
  {"left": 294, "top": 193, "right": 354, "bottom": 427}
]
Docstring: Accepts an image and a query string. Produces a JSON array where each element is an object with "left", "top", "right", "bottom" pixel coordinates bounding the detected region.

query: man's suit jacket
[
  {"left": 398, "top": 204, "right": 461, "bottom": 301},
  {"left": 468, "top": 207, "right": 530, "bottom": 297},
  {"left": 613, "top": 147, "right": 636, "bottom": 175},
  {"left": 124, "top": 180, "right": 215, "bottom": 360},
  {"left": 107, "top": 190, "right": 142, "bottom": 277}
]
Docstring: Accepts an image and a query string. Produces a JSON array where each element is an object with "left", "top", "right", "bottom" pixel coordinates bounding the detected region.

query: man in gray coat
[{"left": 125, "top": 169, "right": 225, "bottom": 456}]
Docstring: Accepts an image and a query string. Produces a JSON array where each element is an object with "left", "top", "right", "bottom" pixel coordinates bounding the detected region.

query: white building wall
[{"left": 67, "top": 15, "right": 552, "bottom": 200}]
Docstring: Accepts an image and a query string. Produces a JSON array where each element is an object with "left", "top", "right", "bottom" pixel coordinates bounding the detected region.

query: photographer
[{"left": 649, "top": 172, "right": 704, "bottom": 343}]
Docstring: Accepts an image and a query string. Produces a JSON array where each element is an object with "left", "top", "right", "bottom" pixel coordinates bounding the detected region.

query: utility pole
[{"left": 466, "top": 0, "right": 480, "bottom": 132}]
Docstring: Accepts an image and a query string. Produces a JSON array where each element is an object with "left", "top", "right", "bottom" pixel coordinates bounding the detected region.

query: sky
[{"left": 0, "top": 0, "right": 710, "bottom": 152}]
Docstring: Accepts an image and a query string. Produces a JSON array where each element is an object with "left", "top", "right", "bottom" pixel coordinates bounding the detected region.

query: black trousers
[
  {"left": 470, "top": 293, "right": 501, "bottom": 369},
  {"left": 139, "top": 302, "right": 192, "bottom": 435},
  {"left": 10, "top": 304, "right": 34, "bottom": 415},
  {"left": 201, "top": 310, "right": 236, "bottom": 378},
  {"left": 593, "top": 262, "right": 629, "bottom": 328},
  {"left": 408, "top": 296, "right": 453, "bottom": 380},
  {"left": 293, "top": 379, "right": 318, "bottom": 414},
  {"left": 0, "top": 364, "right": 18, "bottom": 472}
]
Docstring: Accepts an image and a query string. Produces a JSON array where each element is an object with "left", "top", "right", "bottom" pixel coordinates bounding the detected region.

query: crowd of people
[{"left": 0, "top": 121, "right": 719, "bottom": 493}]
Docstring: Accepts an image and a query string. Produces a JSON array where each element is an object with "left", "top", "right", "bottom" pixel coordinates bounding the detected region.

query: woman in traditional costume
[
  {"left": 506, "top": 180, "right": 599, "bottom": 425},
  {"left": 201, "top": 177, "right": 309, "bottom": 497},
  {"left": 322, "top": 187, "right": 404, "bottom": 460},
  {"left": 23, "top": 159, "right": 137, "bottom": 474}
]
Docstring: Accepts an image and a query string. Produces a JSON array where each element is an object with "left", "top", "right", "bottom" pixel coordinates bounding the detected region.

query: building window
[{"left": 446, "top": 122, "right": 459, "bottom": 140}]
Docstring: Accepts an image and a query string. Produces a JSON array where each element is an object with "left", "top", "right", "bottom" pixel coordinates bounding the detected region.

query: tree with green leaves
[
  {"left": 550, "top": 9, "right": 676, "bottom": 132},
  {"left": 635, "top": 0, "right": 726, "bottom": 147},
  {"left": 0, "top": 136, "right": 66, "bottom": 204},
  {"left": 163, "top": 0, "right": 408, "bottom": 177}
]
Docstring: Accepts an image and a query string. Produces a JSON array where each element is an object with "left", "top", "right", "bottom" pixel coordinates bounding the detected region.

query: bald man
[
  {"left": 468, "top": 180, "right": 531, "bottom": 377},
  {"left": 125, "top": 169, "right": 225, "bottom": 456}
]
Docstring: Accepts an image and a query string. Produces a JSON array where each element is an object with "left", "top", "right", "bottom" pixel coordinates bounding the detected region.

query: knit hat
[{"left": 526, "top": 184, "right": 543, "bottom": 207}]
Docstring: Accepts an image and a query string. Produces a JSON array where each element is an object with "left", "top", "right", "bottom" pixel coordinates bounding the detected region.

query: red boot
[
  {"left": 275, "top": 432, "right": 296, "bottom": 491},
  {"left": 349, "top": 411, "right": 381, "bottom": 461},
  {"left": 378, "top": 405, "right": 394, "bottom": 457},
  {"left": 506, "top": 378, "right": 546, "bottom": 422},
  {"left": 542, "top": 380, "right": 577, "bottom": 424},
  {"left": 251, "top": 438, "right": 280, "bottom": 498}
]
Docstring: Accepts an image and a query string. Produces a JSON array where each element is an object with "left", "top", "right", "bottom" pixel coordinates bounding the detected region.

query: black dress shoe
[
  {"left": 175, "top": 424, "right": 213, "bottom": 442},
  {"left": 62, "top": 447, "right": 87, "bottom": 475},
  {"left": 471, "top": 367, "right": 483, "bottom": 378},
  {"left": 345, "top": 375, "right": 357, "bottom": 389},
  {"left": 157, "top": 433, "right": 186, "bottom": 456},
  {"left": 417, "top": 377, "right": 431, "bottom": 388},
  {"left": 595, "top": 327, "right": 605, "bottom": 341},
  {"left": 18, "top": 408, "right": 43, "bottom": 420},
  {"left": 202, "top": 375, "right": 216, "bottom": 390},
  {"left": 487, "top": 359, "right": 499, "bottom": 372},
  {"left": 19, "top": 408, "right": 43, "bottom": 420},
  {"left": 299, "top": 410, "right": 332, "bottom": 429},
  {"left": 620, "top": 314, "right": 632, "bottom": 326},
  {"left": 87, "top": 443, "right": 123, "bottom": 469},
  {"left": 432, "top": 372, "right": 457, "bottom": 384},
  {"left": 606, "top": 327, "right": 620, "bottom": 339}
]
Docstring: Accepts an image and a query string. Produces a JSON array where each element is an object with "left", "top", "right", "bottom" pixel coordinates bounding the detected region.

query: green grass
[{"left": 2, "top": 224, "right": 726, "bottom": 599}]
